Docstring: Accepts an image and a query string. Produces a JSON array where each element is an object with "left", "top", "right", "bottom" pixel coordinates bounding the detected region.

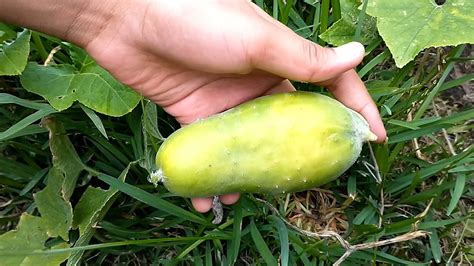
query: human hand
[
  {"left": 79, "top": 0, "right": 386, "bottom": 213},
  {"left": 1, "top": 0, "right": 386, "bottom": 212}
]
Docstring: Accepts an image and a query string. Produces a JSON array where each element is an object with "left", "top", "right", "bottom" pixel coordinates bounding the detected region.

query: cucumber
[{"left": 154, "top": 91, "right": 376, "bottom": 197}]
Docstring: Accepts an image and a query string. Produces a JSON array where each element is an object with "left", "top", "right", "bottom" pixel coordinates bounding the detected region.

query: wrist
[
  {"left": 62, "top": 1, "right": 124, "bottom": 48},
  {"left": 0, "top": 0, "right": 124, "bottom": 48}
]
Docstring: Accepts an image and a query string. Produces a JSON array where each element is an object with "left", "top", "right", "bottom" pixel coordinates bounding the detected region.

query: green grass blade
[
  {"left": 331, "top": 0, "right": 341, "bottom": 21},
  {"left": 0, "top": 92, "right": 53, "bottom": 110},
  {"left": 353, "top": 0, "right": 369, "bottom": 43},
  {"left": 205, "top": 241, "right": 212, "bottom": 266},
  {"left": 273, "top": 0, "right": 279, "bottom": 19},
  {"left": 440, "top": 73, "right": 474, "bottom": 92},
  {"left": 419, "top": 216, "right": 467, "bottom": 230},
  {"left": 80, "top": 104, "right": 108, "bottom": 139},
  {"left": 387, "top": 124, "right": 449, "bottom": 144},
  {"left": 0, "top": 124, "right": 48, "bottom": 141},
  {"left": 249, "top": 219, "right": 278, "bottom": 265},
  {"left": 428, "top": 108, "right": 474, "bottom": 126},
  {"left": 19, "top": 168, "right": 48, "bottom": 196},
  {"left": 347, "top": 175, "right": 357, "bottom": 198},
  {"left": 289, "top": 9, "right": 312, "bottom": 38},
  {"left": 428, "top": 228, "right": 442, "bottom": 263},
  {"left": 291, "top": 242, "right": 311, "bottom": 265},
  {"left": 0, "top": 108, "right": 56, "bottom": 141},
  {"left": 0, "top": 237, "right": 223, "bottom": 256},
  {"left": 311, "top": 3, "right": 321, "bottom": 42},
  {"left": 320, "top": 0, "right": 330, "bottom": 36},
  {"left": 227, "top": 201, "right": 243, "bottom": 265},
  {"left": 387, "top": 119, "right": 420, "bottom": 130},
  {"left": 414, "top": 45, "right": 464, "bottom": 120},
  {"left": 358, "top": 50, "right": 391, "bottom": 78},
  {"left": 447, "top": 173, "right": 466, "bottom": 215},
  {"left": 269, "top": 215, "right": 289, "bottom": 266},
  {"left": 353, "top": 205, "right": 375, "bottom": 225},
  {"left": 97, "top": 173, "right": 207, "bottom": 225},
  {"left": 448, "top": 164, "right": 474, "bottom": 173},
  {"left": 387, "top": 147, "right": 472, "bottom": 194}
]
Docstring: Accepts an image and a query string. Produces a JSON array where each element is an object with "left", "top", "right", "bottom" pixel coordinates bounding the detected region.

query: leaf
[
  {"left": 249, "top": 219, "right": 278, "bottom": 265},
  {"left": 22, "top": 243, "right": 70, "bottom": 266},
  {"left": 353, "top": 204, "right": 377, "bottom": 225},
  {"left": 68, "top": 188, "right": 116, "bottom": 264},
  {"left": 34, "top": 167, "right": 73, "bottom": 241},
  {"left": 446, "top": 173, "right": 466, "bottom": 215},
  {"left": 320, "top": 17, "right": 377, "bottom": 46},
  {"left": 42, "top": 117, "right": 85, "bottom": 200},
  {"left": 269, "top": 215, "right": 289, "bottom": 266},
  {"left": 0, "top": 107, "right": 56, "bottom": 141},
  {"left": 0, "top": 93, "right": 57, "bottom": 142},
  {"left": 0, "top": 214, "right": 69, "bottom": 265},
  {"left": 68, "top": 164, "right": 132, "bottom": 266},
  {"left": 0, "top": 23, "right": 17, "bottom": 43},
  {"left": 0, "top": 29, "right": 31, "bottom": 75},
  {"left": 320, "top": 0, "right": 378, "bottom": 46},
  {"left": 387, "top": 147, "right": 472, "bottom": 194},
  {"left": 20, "top": 61, "right": 141, "bottom": 117},
  {"left": 80, "top": 104, "right": 108, "bottom": 139},
  {"left": 428, "top": 228, "right": 442, "bottom": 263},
  {"left": 97, "top": 173, "right": 207, "bottom": 225},
  {"left": 227, "top": 201, "right": 243, "bottom": 265},
  {"left": 366, "top": 0, "right": 474, "bottom": 67}
]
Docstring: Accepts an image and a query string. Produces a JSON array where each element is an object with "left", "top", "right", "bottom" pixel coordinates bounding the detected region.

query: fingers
[
  {"left": 249, "top": 23, "right": 365, "bottom": 83},
  {"left": 191, "top": 193, "right": 241, "bottom": 213},
  {"left": 220, "top": 193, "right": 240, "bottom": 205},
  {"left": 263, "top": 79, "right": 296, "bottom": 95},
  {"left": 192, "top": 197, "right": 213, "bottom": 213},
  {"left": 323, "top": 70, "right": 387, "bottom": 142}
]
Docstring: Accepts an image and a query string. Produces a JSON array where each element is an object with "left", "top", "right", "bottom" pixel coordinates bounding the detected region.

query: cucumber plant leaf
[
  {"left": 20, "top": 51, "right": 141, "bottom": 116},
  {"left": 366, "top": 0, "right": 474, "bottom": 67},
  {"left": 34, "top": 167, "right": 74, "bottom": 241},
  {"left": 0, "top": 23, "right": 17, "bottom": 43},
  {"left": 42, "top": 117, "right": 86, "bottom": 200},
  {"left": 0, "top": 29, "right": 31, "bottom": 76},
  {"left": 0, "top": 214, "right": 69, "bottom": 265},
  {"left": 69, "top": 164, "right": 130, "bottom": 265},
  {"left": 320, "top": 0, "right": 378, "bottom": 46}
]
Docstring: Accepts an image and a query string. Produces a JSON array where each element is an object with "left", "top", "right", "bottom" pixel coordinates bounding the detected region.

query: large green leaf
[
  {"left": 68, "top": 165, "right": 130, "bottom": 266},
  {"left": 320, "top": 0, "right": 378, "bottom": 46},
  {"left": 42, "top": 117, "right": 85, "bottom": 200},
  {"left": 0, "top": 214, "right": 69, "bottom": 265},
  {"left": 20, "top": 59, "right": 141, "bottom": 117},
  {"left": 0, "top": 23, "right": 17, "bottom": 43},
  {"left": 0, "top": 29, "right": 30, "bottom": 76},
  {"left": 366, "top": 0, "right": 474, "bottom": 67},
  {"left": 34, "top": 167, "right": 73, "bottom": 241}
]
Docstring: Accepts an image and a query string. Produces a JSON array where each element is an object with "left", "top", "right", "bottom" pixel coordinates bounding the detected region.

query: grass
[{"left": 1, "top": 0, "right": 473, "bottom": 265}]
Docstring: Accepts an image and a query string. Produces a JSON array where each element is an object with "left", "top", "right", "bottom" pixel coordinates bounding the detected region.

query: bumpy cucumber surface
[{"left": 155, "top": 91, "right": 376, "bottom": 197}]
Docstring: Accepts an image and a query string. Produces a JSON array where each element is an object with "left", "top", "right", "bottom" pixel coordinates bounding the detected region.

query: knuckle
[{"left": 301, "top": 40, "right": 324, "bottom": 82}]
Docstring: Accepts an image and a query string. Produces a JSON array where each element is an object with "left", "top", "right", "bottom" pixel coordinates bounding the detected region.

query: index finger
[{"left": 321, "top": 69, "right": 387, "bottom": 142}]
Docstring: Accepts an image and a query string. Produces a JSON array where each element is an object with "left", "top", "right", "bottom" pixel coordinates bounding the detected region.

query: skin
[{"left": 0, "top": 0, "right": 386, "bottom": 213}]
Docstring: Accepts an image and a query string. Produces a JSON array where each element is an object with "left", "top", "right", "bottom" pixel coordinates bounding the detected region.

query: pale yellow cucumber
[{"left": 154, "top": 91, "right": 376, "bottom": 197}]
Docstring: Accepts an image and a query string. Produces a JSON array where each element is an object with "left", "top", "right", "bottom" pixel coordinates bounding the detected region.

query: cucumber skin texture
[{"left": 155, "top": 91, "right": 374, "bottom": 198}]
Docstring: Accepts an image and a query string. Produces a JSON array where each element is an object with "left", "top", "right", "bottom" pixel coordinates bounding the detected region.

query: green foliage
[
  {"left": 34, "top": 168, "right": 73, "bottom": 241},
  {"left": 0, "top": 214, "right": 70, "bottom": 265},
  {"left": 1, "top": 0, "right": 473, "bottom": 265},
  {"left": 20, "top": 60, "right": 141, "bottom": 117},
  {"left": 367, "top": 0, "right": 474, "bottom": 67},
  {"left": 0, "top": 29, "right": 30, "bottom": 76},
  {"left": 320, "top": 0, "right": 378, "bottom": 46}
]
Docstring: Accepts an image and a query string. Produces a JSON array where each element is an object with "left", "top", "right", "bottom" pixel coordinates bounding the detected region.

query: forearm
[{"left": 0, "top": 0, "right": 120, "bottom": 47}]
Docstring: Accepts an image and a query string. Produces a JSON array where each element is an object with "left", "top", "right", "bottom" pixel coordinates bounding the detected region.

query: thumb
[{"left": 250, "top": 28, "right": 364, "bottom": 82}]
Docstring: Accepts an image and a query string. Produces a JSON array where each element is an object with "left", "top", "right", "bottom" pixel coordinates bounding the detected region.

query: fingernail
[{"left": 334, "top": 42, "right": 365, "bottom": 59}]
